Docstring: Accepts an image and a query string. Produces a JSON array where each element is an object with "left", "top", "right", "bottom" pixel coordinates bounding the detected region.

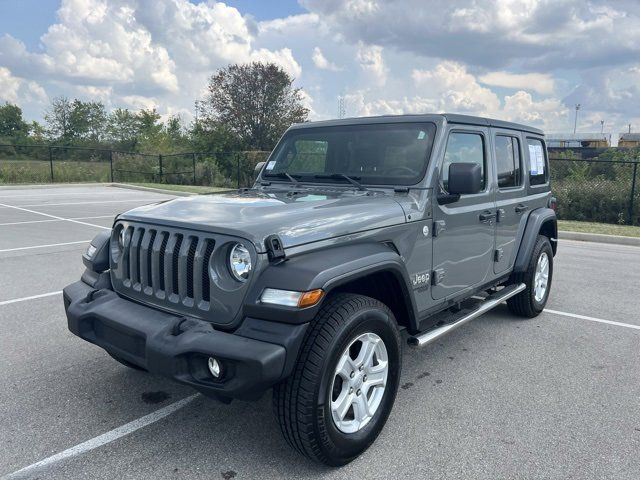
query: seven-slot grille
[{"left": 113, "top": 224, "right": 216, "bottom": 311}]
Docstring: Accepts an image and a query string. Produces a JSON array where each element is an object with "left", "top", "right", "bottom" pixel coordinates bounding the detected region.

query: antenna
[{"left": 338, "top": 95, "right": 346, "bottom": 119}]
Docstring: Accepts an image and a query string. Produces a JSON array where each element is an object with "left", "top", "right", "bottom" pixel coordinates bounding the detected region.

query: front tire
[
  {"left": 508, "top": 235, "right": 554, "bottom": 318},
  {"left": 273, "top": 294, "right": 402, "bottom": 466}
]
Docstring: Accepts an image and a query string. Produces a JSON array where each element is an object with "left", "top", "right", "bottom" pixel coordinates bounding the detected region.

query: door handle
[
  {"left": 479, "top": 211, "right": 496, "bottom": 222},
  {"left": 515, "top": 204, "right": 529, "bottom": 214}
]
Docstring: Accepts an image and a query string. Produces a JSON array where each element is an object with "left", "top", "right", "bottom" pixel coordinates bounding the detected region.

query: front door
[{"left": 432, "top": 127, "right": 496, "bottom": 300}]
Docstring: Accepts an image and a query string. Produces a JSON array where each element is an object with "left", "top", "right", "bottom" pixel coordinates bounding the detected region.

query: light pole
[
  {"left": 573, "top": 104, "right": 581, "bottom": 135},
  {"left": 600, "top": 120, "right": 604, "bottom": 134}
]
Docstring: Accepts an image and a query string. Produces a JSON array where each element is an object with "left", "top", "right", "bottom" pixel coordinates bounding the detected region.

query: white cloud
[
  {"left": 412, "top": 62, "right": 501, "bottom": 115},
  {"left": 0, "top": 67, "right": 48, "bottom": 106},
  {"left": 1, "top": 0, "right": 639, "bottom": 136},
  {"left": 356, "top": 43, "right": 386, "bottom": 86},
  {"left": 312, "top": 47, "right": 340, "bottom": 71},
  {"left": 0, "top": 0, "right": 304, "bottom": 121},
  {"left": 479, "top": 71, "right": 555, "bottom": 95}
]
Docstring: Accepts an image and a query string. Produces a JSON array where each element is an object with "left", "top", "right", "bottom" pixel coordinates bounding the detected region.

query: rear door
[
  {"left": 431, "top": 126, "right": 496, "bottom": 300},
  {"left": 492, "top": 129, "right": 526, "bottom": 274}
]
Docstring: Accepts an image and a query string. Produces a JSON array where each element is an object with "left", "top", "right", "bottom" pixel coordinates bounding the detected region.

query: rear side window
[
  {"left": 442, "top": 132, "right": 486, "bottom": 191},
  {"left": 495, "top": 135, "right": 521, "bottom": 189},
  {"left": 527, "top": 138, "right": 548, "bottom": 186}
]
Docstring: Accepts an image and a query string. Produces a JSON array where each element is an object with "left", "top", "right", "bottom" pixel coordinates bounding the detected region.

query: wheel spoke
[
  {"left": 332, "top": 390, "right": 354, "bottom": 421},
  {"left": 335, "top": 352, "right": 356, "bottom": 380},
  {"left": 365, "top": 362, "right": 387, "bottom": 387},
  {"left": 353, "top": 392, "right": 371, "bottom": 422},
  {"left": 356, "top": 334, "right": 378, "bottom": 368}
]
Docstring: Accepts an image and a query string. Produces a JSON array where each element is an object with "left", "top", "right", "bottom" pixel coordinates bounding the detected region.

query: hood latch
[{"left": 265, "top": 234, "right": 286, "bottom": 264}]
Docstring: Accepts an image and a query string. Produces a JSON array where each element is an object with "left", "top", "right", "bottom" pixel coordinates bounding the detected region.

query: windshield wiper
[
  {"left": 268, "top": 171, "right": 303, "bottom": 188},
  {"left": 313, "top": 173, "right": 366, "bottom": 191}
]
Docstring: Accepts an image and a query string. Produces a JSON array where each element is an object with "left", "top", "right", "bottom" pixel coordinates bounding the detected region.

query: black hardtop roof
[{"left": 289, "top": 113, "right": 544, "bottom": 136}]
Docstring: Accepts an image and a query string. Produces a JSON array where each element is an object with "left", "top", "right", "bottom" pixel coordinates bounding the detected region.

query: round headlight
[
  {"left": 118, "top": 228, "right": 126, "bottom": 249},
  {"left": 229, "top": 243, "right": 251, "bottom": 281}
]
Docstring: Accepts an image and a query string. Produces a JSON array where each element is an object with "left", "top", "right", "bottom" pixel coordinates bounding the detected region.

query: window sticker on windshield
[
  {"left": 528, "top": 144, "right": 544, "bottom": 175},
  {"left": 417, "top": 130, "right": 426, "bottom": 140},
  {"left": 265, "top": 160, "right": 276, "bottom": 170}
]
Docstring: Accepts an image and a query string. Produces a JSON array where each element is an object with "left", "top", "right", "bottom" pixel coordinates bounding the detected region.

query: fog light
[{"left": 207, "top": 357, "right": 221, "bottom": 378}]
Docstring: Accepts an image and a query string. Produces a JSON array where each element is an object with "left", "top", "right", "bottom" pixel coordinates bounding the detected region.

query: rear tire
[
  {"left": 508, "top": 235, "right": 553, "bottom": 318},
  {"left": 273, "top": 293, "right": 402, "bottom": 466}
]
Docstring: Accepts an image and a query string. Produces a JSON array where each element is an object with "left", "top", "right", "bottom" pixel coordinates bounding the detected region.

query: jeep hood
[{"left": 118, "top": 190, "right": 406, "bottom": 252}]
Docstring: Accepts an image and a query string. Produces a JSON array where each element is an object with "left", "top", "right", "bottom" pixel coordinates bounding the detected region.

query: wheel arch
[
  {"left": 513, "top": 207, "right": 557, "bottom": 273},
  {"left": 243, "top": 242, "right": 419, "bottom": 331}
]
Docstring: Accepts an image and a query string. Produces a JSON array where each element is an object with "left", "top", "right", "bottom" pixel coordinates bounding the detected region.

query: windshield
[{"left": 263, "top": 122, "right": 436, "bottom": 186}]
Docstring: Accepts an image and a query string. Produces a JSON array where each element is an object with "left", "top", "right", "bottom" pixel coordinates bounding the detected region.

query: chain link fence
[
  {"left": 1, "top": 143, "right": 639, "bottom": 225},
  {"left": 0, "top": 144, "right": 270, "bottom": 189},
  {"left": 549, "top": 147, "right": 640, "bottom": 226}
]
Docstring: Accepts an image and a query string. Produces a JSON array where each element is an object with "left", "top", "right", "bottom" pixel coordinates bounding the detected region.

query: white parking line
[
  {"left": 6, "top": 198, "right": 168, "bottom": 208},
  {"left": 0, "top": 291, "right": 62, "bottom": 307},
  {"left": 0, "top": 191, "right": 117, "bottom": 198},
  {"left": 0, "top": 240, "right": 91, "bottom": 253},
  {"left": 0, "top": 215, "right": 115, "bottom": 227},
  {"left": 545, "top": 308, "right": 640, "bottom": 331},
  {"left": 0, "top": 202, "right": 109, "bottom": 230},
  {"left": 4, "top": 394, "right": 198, "bottom": 479}
]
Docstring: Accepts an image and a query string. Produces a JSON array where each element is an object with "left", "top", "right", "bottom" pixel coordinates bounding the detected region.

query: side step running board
[{"left": 408, "top": 283, "right": 526, "bottom": 347}]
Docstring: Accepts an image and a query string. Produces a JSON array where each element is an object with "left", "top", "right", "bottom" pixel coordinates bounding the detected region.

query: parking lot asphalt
[{"left": 1, "top": 185, "right": 639, "bottom": 480}]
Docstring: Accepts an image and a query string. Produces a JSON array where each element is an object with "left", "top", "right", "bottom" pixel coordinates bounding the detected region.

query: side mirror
[
  {"left": 447, "top": 162, "right": 482, "bottom": 195},
  {"left": 254, "top": 161, "right": 266, "bottom": 179}
]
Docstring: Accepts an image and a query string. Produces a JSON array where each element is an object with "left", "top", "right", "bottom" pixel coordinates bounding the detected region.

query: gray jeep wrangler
[{"left": 64, "top": 114, "right": 557, "bottom": 466}]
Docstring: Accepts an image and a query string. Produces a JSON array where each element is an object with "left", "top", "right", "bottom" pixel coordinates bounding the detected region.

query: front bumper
[{"left": 63, "top": 280, "right": 301, "bottom": 400}]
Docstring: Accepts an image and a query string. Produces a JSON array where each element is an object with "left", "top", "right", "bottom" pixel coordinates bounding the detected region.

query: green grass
[
  {"left": 558, "top": 220, "right": 640, "bottom": 238},
  {"left": 0, "top": 159, "right": 111, "bottom": 183},
  {"left": 125, "top": 182, "right": 232, "bottom": 194}
]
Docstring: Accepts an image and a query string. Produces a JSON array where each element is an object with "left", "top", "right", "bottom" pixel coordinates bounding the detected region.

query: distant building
[
  {"left": 546, "top": 133, "right": 610, "bottom": 148},
  {"left": 618, "top": 133, "right": 640, "bottom": 148}
]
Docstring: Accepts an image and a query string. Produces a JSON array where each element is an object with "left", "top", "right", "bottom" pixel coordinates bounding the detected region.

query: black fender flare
[
  {"left": 513, "top": 207, "right": 557, "bottom": 272},
  {"left": 243, "top": 242, "right": 418, "bottom": 328}
]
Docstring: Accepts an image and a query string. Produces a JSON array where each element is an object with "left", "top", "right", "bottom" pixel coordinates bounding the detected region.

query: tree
[
  {"left": 0, "top": 102, "right": 30, "bottom": 141},
  {"left": 107, "top": 108, "right": 139, "bottom": 149},
  {"left": 45, "top": 97, "right": 107, "bottom": 143},
  {"left": 203, "top": 62, "right": 309, "bottom": 150},
  {"left": 44, "top": 96, "right": 73, "bottom": 141}
]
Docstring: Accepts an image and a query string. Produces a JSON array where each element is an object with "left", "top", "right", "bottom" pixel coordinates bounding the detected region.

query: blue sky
[{"left": 1, "top": 0, "right": 639, "bottom": 139}]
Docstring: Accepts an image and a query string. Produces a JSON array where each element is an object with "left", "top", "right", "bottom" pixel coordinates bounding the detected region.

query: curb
[
  {"left": 108, "top": 183, "right": 235, "bottom": 197},
  {"left": 558, "top": 230, "right": 640, "bottom": 247},
  {"left": 0, "top": 182, "right": 111, "bottom": 190},
  {"left": 109, "top": 183, "right": 195, "bottom": 197}
]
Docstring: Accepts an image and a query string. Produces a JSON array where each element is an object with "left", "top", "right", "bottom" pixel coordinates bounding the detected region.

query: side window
[
  {"left": 527, "top": 138, "right": 548, "bottom": 186},
  {"left": 495, "top": 135, "right": 521, "bottom": 189},
  {"left": 442, "top": 132, "right": 485, "bottom": 191}
]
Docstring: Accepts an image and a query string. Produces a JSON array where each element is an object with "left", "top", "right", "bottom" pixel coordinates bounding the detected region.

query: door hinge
[
  {"left": 494, "top": 248, "right": 504, "bottom": 262},
  {"left": 496, "top": 208, "right": 506, "bottom": 222},
  {"left": 432, "top": 268, "right": 446, "bottom": 285},
  {"left": 432, "top": 220, "right": 446, "bottom": 237}
]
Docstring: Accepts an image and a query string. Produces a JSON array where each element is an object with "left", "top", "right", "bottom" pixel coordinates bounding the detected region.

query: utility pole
[
  {"left": 600, "top": 120, "right": 604, "bottom": 134},
  {"left": 629, "top": 124, "right": 632, "bottom": 134},
  {"left": 573, "top": 104, "right": 581, "bottom": 135}
]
